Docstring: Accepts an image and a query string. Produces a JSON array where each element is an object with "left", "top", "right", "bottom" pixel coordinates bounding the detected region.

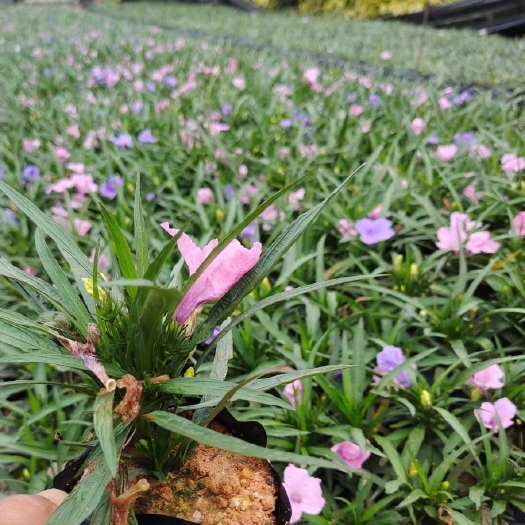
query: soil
[{"left": 132, "top": 421, "right": 277, "bottom": 525}]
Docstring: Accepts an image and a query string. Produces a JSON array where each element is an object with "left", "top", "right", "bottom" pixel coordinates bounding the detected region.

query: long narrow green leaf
[
  {"left": 0, "top": 379, "right": 96, "bottom": 396},
  {"left": 193, "top": 170, "right": 359, "bottom": 347},
  {"left": 99, "top": 204, "right": 138, "bottom": 298},
  {"left": 0, "top": 308, "right": 51, "bottom": 334},
  {"left": 134, "top": 174, "right": 149, "bottom": 277},
  {"left": 94, "top": 390, "right": 117, "bottom": 476},
  {"left": 0, "top": 320, "right": 62, "bottom": 353},
  {"left": 148, "top": 411, "right": 342, "bottom": 470},
  {"left": 35, "top": 229, "right": 92, "bottom": 333},
  {"left": 375, "top": 435, "right": 407, "bottom": 483}
]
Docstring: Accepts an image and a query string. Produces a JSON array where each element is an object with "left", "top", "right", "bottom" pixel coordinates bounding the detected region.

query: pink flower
[
  {"left": 368, "top": 205, "right": 382, "bottom": 220},
  {"left": 468, "top": 364, "right": 504, "bottom": 395},
  {"left": 303, "top": 68, "right": 320, "bottom": 86},
  {"left": 197, "top": 188, "right": 214, "bottom": 204},
  {"left": 466, "top": 231, "right": 500, "bottom": 254},
  {"left": 232, "top": 77, "right": 245, "bottom": 90},
  {"left": 350, "top": 104, "right": 363, "bottom": 117},
  {"left": 411, "top": 118, "right": 425, "bottom": 136},
  {"left": 474, "top": 398, "right": 516, "bottom": 431},
  {"left": 337, "top": 219, "right": 356, "bottom": 239},
  {"left": 89, "top": 248, "right": 110, "bottom": 270},
  {"left": 238, "top": 165, "right": 248, "bottom": 177},
  {"left": 282, "top": 465, "right": 325, "bottom": 524},
  {"left": 436, "top": 212, "right": 477, "bottom": 252},
  {"left": 436, "top": 144, "right": 457, "bottom": 162},
  {"left": 289, "top": 188, "right": 305, "bottom": 210},
  {"left": 283, "top": 380, "right": 302, "bottom": 408},
  {"left": 160, "top": 223, "right": 262, "bottom": 323},
  {"left": 259, "top": 204, "right": 285, "bottom": 231},
  {"left": 439, "top": 97, "right": 451, "bottom": 110},
  {"left": 501, "top": 153, "right": 525, "bottom": 174},
  {"left": 22, "top": 139, "right": 41, "bottom": 154},
  {"left": 470, "top": 144, "right": 491, "bottom": 160},
  {"left": 380, "top": 51, "right": 392, "bottom": 60},
  {"left": 463, "top": 181, "right": 482, "bottom": 203},
  {"left": 73, "top": 219, "right": 92, "bottom": 237},
  {"left": 331, "top": 440, "right": 370, "bottom": 469},
  {"left": 67, "top": 124, "right": 81, "bottom": 140},
  {"left": 55, "top": 146, "right": 70, "bottom": 163},
  {"left": 24, "top": 267, "right": 37, "bottom": 277},
  {"left": 512, "top": 212, "right": 525, "bottom": 236}
]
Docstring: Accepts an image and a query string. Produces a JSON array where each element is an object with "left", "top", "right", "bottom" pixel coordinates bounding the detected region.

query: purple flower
[
  {"left": 164, "top": 76, "right": 178, "bottom": 88},
  {"left": 146, "top": 82, "right": 156, "bottom": 92},
  {"left": 355, "top": 217, "right": 395, "bottom": 245},
  {"left": 205, "top": 326, "right": 221, "bottom": 345},
  {"left": 1, "top": 208, "right": 18, "bottom": 227},
  {"left": 109, "top": 133, "right": 133, "bottom": 149},
  {"left": 222, "top": 104, "right": 233, "bottom": 117},
  {"left": 427, "top": 135, "right": 440, "bottom": 145},
  {"left": 99, "top": 176, "right": 123, "bottom": 200},
  {"left": 138, "top": 129, "right": 157, "bottom": 144},
  {"left": 132, "top": 101, "right": 143, "bottom": 114},
  {"left": 280, "top": 118, "right": 293, "bottom": 129},
  {"left": 453, "top": 90, "right": 473, "bottom": 105},
  {"left": 374, "top": 346, "right": 414, "bottom": 388},
  {"left": 21, "top": 165, "right": 41, "bottom": 185},
  {"left": 369, "top": 94, "right": 382, "bottom": 106},
  {"left": 240, "top": 224, "right": 256, "bottom": 244},
  {"left": 292, "top": 109, "right": 311, "bottom": 127},
  {"left": 145, "top": 192, "right": 156, "bottom": 202},
  {"left": 346, "top": 94, "right": 357, "bottom": 104},
  {"left": 224, "top": 184, "right": 236, "bottom": 201},
  {"left": 454, "top": 132, "right": 475, "bottom": 146},
  {"left": 0, "top": 167, "right": 4, "bottom": 181},
  {"left": 43, "top": 68, "right": 51, "bottom": 77}
]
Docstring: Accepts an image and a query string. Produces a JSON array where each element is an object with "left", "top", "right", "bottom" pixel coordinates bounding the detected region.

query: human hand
[{"left": 0, "top": 488, "right": 67, "bottom": 525}]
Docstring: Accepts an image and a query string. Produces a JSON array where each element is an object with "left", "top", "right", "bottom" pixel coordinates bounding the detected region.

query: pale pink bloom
[
  {"left": 401, "top": 179, "right": 409, "bottom": 188},
  {"left": 134, "top": 79, "right": 144, "bottom": 92},
  {"left": 331, "top": 440, "right": 370, "bottom": 469},
  {"left": 350, "top": 104, "right": 364, "bottom": 117},
  {"left": 259, "top": 204, "right": 285, "bottom": 231},
  {"left": 232, "top": 77, "right": 246, "bottom": 90},
  {"left": 22, "top": 139, "right": 41, "bottom": 154},
  {"left": 74, "top": 219, "right": 92, "bottom": 237},
  {"left": 436, "top": 144, "right": 457, "bottom": 162},
  {"left": 384, "top": 84, "right": 394, "bottom": 96},
  {"left": 469, "top": 365, "right": 504, "bottom": 395},
  {"left": 24, "top": 267, "right": 37, "bottom": 277},
  {"left": 368, "top": 205, "right": 382, "bottom": 220},
  {"left": 208, "top": 123, "right": 230, "bottom": 137},
  {"left": 470, "top": 144, "right": 491, "bottom": 160},
  {"left": 512, "top": 212, "right": 525, "bottom": 236},
  {"left": 46, "top": 179, "right": 75, "bottom": 194},
  {"left": 160, "top": 223, "right": 262, "bottom": 323},
  {"left": 279, "top": 147, "right": 290, "bottom": 160},
  {"left": 289, "top": 188, "right": 305, "bottom": 210},
  {"left": 240, "top": 185, "right": 259, "bottom": 205},
  {"left": 283, "top": 380, "right": 302, "bottom": 408},
  {"left": 239, "top": 165, "right": 248, "bottom": 177},
  {"left": 337, "top": 219, "right": 356, "bottom": 239},
  {"left": 90, "top": 248, "right": 110, "bottom": 270},
  {"left": 466, "top": 231, "right": 500, "bottom": 254},
  {"left": 463, "top": 181, "right": 482, "bottom": 203},
  {"left": 197, "top": 188, "right": 214, "bottom": 204},
  {"left": 71, "top": 174, "right": 98, "bottom": 194},
  {"left": 303, "top": 68, "right": 320, "bottom": 86},
  {"left": 155, "top": 100, "right": 170, "bottom": 114},
  {"left": 380, "top": 51, "right": 392, "bottom": 60},
  {"left": 273, "top": 85, "right": 292, "bottom": 97},
  {"left": 52, "top": 207, "right": 69, "bottom": 227},
  {"left": 66, "top": 163, "right": 86, "bottom": 174},
  {"left": 120, "top": 104, "right": 129, "bottom": 114},
  {"left": 283, "top": 465, "right": 325, "bottom": 524},
  {"left": 439, "top": 97, "right": 451, "bottom": 110},
  {"left": 55, "top": 147, "right": 70, "bottom": 163},
  {"left": 361, "top": 121, "right": 371, "bottom": 134},
  {"left": 411, "top": 118, "right": 425, "bottom": 136},
  {"left": 180, "top": 131, "right": 194, "bottom": 149},
  {"left": 359, "top": 76, "right": 372, "bottom": 89},
  {"left": 436, "top": 212, "right": 478, "bottom": 252},
  {"left": 474, "top": 398, "right": 516, "bottom": 431},
  {"left": 67, "top": 124, "right": 81, "bottom": 140},
  {"left": 225, "top": 58, "right": 238, "bottom": 74},
  {"left": 501, "top": 153, "right": 525, "bottom": 173},
  {"left": 299, "top": 144, "right": 317, "bottom": 158}
]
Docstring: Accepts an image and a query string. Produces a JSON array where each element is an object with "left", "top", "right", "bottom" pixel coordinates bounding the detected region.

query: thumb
[{"left": 0, "top": 489, "right": 67, "bottom": 525}]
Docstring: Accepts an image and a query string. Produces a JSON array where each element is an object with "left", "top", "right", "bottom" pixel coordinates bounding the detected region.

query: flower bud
[
  {"left": 409, "top": 263, "right": 418, "bottom": 281},
  {"left": 409, "top": 463, "right": 418, "bottom": 477},
  {"left": 184, "top": 367, "right": 195, "bottom": 378},
  {"left": 471, "top": 387, "right": 481, "bottom": 402},
  {"left": 393, "top": 254, "right": 403, "bottom": 274},
  {"left": 420, "top": 390, "right": 432, "bottom": 409},
  {"left": 215, "top": 208, "right": 225, "bottom": 223},
  {"left": 261, "top": 277, "right": 271, "bottom": 295},
  {"left": 441, "top": 481, "right": 450, "bottom": 490}
]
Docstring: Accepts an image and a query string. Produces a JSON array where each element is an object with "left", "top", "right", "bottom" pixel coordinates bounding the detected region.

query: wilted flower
[
  {"left": 160, "top": 223, "right": 262, "bottom": 323},
  {"left": 100, "top": 176, "right": 124, "bottom": 200},
  {"left": 331, "top": 440, "right": 370, "bottom": 469},
  {"left": 374, "top": 345, "right": 414, "bottom": 388},
  {"left": 468, "top": 364, "right": 505, "bottom": 395},
  {"left": 355, "top": 217, "right": 395, "bottom": 245},
  {"left": 282, "top": 464, "right": 325, "bottom": 524},
  {"left": 283, "top": 380, "right": 302, "bottom": 408},
  {"left": 474, "top": 398, "right": 516, "bottom": 431}
]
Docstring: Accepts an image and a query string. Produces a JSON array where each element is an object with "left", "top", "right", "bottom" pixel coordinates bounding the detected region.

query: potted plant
[{"left": 0, "top": 174, "right": 363, "bottom": 525}]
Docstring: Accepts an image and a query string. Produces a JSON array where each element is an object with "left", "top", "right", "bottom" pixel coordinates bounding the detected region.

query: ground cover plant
[{"left": 1, "top": 4, "right": 525, "bottom": 524}]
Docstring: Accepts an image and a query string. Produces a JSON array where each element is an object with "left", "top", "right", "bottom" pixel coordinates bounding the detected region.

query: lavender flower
[
  {"left": 0, "top": 167, "right": 4, "bottom": 181},
  {"left": 109, "top": 133, "right": 133, "bottom": 149},
  {"left": 427, "top": 135, "right": 440, "bottom": 145},
  {"left": 145, "top": 192, "right": 156, "bottom": 202},
  {"left": 1, "top": 208, "right": 18, "bottom": 227},
  {"left": 99, "top": 176, "right": 123, "bottom": 200},
  {"left": 355, "top": 218, "right": 395, "bottom": 245},
  {"left": 146, "top": 82, "right": 156, "bottom": 92},
  {"left": 292, "top": 109, "right": 311, "bottom": 127},
  {"left": 138, "top": 129, "right": 158, "bottom": 144},
  {"left": 205, "top": 326, "right": 221, "bottom": 345},
  {"left": 224, "top": 184, "right": 236, "bottom": 201},
  {"left": 454, "top": 132, "right": 475, "bottom": 146},
  {"left": 374, "top": 346, "right": 413, "bottom": 388},
  {"left": 369, "top": 94, "right": 382, "bottom": 106},
  {"left": 132, "top": 101, "right": 143, "bottom": 114},
  {"left": 280, "top": 118, "right": 293, "bottom": 129},
  {"left": 222, "top": 104, "right": 233, "bottom": 117},
  {"left": 346, "top": 94, "right": 357, "bottom": 104},
  {"left": 164, "top": 76, "right": 178, "bottom": 88},
  {"left": 21, "top": 165, "right": 40, "bottom": 185},
  {"left": 240, "top": 224, "right": 256, "bottom": 244},
  {"left": 453, "top": 90, "right": 473, "bottom": 106}
]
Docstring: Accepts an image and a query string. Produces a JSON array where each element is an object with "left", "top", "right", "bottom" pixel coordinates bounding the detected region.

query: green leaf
[
  {"left": 443, "top": 508, "right": 479, "bottom": 525},
  {"left": 0, "top": 320, "right": 61, "bottom": 354},
  {"left": 134, "top": 174, "right": 149, "bottom": 278},
  {"left": 147, "top": 410, "right": 342, "bottom": 470},
  {"left": 46, "top": 452, "right": 113, "bottom": 525},
  {"left": 94, "top": 390, "right": 117, "bottom": 477},
  {"left": 0, "top": 379, "right": 96, "bottom": 396},
  {"left": 35, "top": 229, "right": 92, "bottom": 333},
  {"left": 90, "top": 490, "right": 112, "bottom": 525},
  {"left": 468, "top": 486, "right": 485, "bottom": 510},
  {"left": 375, "top": 435, "right": 407, "bottom": 483},
  {"left": 0, "top": 434, "right": 59, "bottom": 461},
  {"left": 99, "top": 204, "right": 138, "bottom": 297},
  {"left": 433, "top": 407, "right": 476, "bottom": 457},
  {"left": 396, "top": 489, "right": 428, "bottom": 509},
  {"left": 0, "top": 307, "right": 51, "bottom": 334},
  {"left": 193, "top": 170, "right": 359, "bottom": 348}
]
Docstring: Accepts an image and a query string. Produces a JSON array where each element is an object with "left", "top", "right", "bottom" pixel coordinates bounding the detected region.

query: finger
[
  {"left": 38, "top": 488, "right": 68, "bottom": 507},
  {"left": 0, "top": 493, "right": 60, "bottom": 525}
]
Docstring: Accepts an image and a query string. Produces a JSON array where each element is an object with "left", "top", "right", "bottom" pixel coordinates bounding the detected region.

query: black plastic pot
[{"left": 53, "top": 409, "right": 291, "bottom": 525}]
